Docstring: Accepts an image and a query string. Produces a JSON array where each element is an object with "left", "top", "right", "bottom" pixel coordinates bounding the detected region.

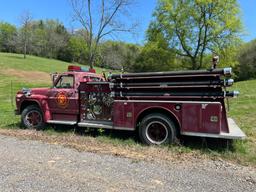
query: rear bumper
[{"left": 181, "top": 118, "right": 246, "bottom": 140}]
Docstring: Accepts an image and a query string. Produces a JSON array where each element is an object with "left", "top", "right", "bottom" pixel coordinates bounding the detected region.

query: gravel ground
[{"left": 0, "top": 134, "right": 255, "bottom": 192}]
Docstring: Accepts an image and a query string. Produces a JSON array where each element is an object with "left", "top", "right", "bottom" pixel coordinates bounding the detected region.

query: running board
[
  {"left": 47, "top": 120, "right": 77, "bottom": 125},
  {"left": 77, "top": 121, "right": 134, "bottom": 130},
  {"left": 78, "top": 120, "right": 113, "bottom": 129},
  {"left": 181, "top": 118, "right": 246, "bottom": 139}
]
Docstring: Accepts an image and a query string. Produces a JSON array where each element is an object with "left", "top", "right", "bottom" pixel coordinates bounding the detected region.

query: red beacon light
[
  {"left": 68, "top": 65, "right": 96, "bottom": 73},
  {"left": 68, "top": 65, "right": 81, "bottom": 71},
  {"left": 89, "top": 68, "right": 96, "bottom": 73}
]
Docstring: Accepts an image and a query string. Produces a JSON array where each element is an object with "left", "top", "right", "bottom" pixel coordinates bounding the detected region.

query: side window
[
  {"left": 55, "top": 75, "right": 74, "bottom": 88},
  {"left": 84, "top": 76, "right": 102, "bottom": 82}
]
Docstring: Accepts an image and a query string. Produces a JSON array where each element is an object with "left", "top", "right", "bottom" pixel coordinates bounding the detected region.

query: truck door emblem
[{"left": 56, "top": 92, "right": 69, "bottom": 108}]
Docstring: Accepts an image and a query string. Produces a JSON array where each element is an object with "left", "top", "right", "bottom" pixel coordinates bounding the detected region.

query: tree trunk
[
  {"left": 89, "top": 51, "right": 94, "bottom": 69},
  {"left": 191, "top": 57, "right": 197, "bottom": 70},
  {"left": 23, "top": 41, "right": 27, "bottom": 59}
]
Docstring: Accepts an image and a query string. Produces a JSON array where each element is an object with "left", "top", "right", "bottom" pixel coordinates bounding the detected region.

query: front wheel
[
  {"left": 139, "top": 113, "right": 177, "bottom": 145},
  {"left": 21, "top": 105, "right": 45, "bottom": 130}
]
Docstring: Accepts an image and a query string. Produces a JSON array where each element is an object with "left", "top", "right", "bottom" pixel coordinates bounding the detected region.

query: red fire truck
[{"left": 15, "top": 65, "right": 246, "bottom": 145}]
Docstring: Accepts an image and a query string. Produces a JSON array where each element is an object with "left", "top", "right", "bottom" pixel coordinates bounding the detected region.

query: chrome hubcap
[
  {"left": 145, "top": 121, "right": 168, "bottom": 145},
  {"left": 24, "top": 110, "right": 42, "bottom": 128}
]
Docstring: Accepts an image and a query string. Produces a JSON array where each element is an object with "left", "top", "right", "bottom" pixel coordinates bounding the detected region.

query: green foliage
[
  {"left": 235, "top": 40, "right": 256, "bottom": 80},
  {"left": 99, "top": 41, "right": 140, "bottom": 71},
  {"left": 68, "top": 35, "right": 89, "bottom": 64},
  {"left": 0, "top": 19, "right": 140, "bottom": 71},
  {"left": 134, "top": 23, "right": 181, "bottom": 72},
  {"left": 148, "top": 0, "right": 243, "bottom": 69},
  {"left": 0, "top": 22, "right": 17, "bottom": 52},
  {"left": 134, "top": 41, "right": 177, "bottom": 72}
]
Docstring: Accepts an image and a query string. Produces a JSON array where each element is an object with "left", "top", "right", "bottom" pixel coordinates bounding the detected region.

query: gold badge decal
[{"left": 56, "top": 92, "right": 69, "bottom": 108}]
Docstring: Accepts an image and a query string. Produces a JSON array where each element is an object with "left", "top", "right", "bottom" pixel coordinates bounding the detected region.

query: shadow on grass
[
  {"left": 75, "top": 126, "right": 138, "bottom": 143},
  {"left": 1, "top": 123, "right": 235, "bottom": 152},
  {"left": 73, "top": 126, "right": 234, "bottom": 152},
  {"left": 179, "top": 136, "right": 235, "bottom": 153}
]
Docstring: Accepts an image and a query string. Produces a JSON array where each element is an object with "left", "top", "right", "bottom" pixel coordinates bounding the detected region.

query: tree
[
  {"left": 100, "top": 41, "right": 140, "bottom": 71},
  {"left": 134, "top": 29, "right": 178, "bottom": 72},
  {"left": 235, "top": 40, "right": 256, "bottom": 80},
  {"left": 134, "top": 43, "right": 177, "bottom": 72},
  {"left": 148, "top": 0, "right": 242, "bottom": 69},
  {"left": 0, "top": 22, "right": 17, "bottom": 52},
  {"left": 19, "top": 11, "right": 33, "bottom": 58},
  {"left": 44, "top": 20, "right": 69, "bottom": 58},
  {"left": 70, "top": 0, "right": 136, "bottom": 68},
  {"left": 68, "top": 31, "right": 89, "bottom": 63}
]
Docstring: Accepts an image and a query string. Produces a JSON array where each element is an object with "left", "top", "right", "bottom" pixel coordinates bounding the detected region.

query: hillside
[{"left": 0, "top": 52, "right": 255, "bottom": 165}]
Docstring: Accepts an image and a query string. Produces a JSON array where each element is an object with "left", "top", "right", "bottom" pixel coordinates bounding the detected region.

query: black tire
[
  {"left": 21, "top": 105, "right": 45, "bottom": 130},
  {"left": 139, "top": 113, "right": 177, "bottom": 145}
]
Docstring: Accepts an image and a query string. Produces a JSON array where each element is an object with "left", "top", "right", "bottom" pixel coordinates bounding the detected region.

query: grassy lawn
[
  {"left": 0, "top": 52, "right": 255, "bottom": 165},
  {"left": 0, "top": 52, "right": 106, "bottom": 73}
]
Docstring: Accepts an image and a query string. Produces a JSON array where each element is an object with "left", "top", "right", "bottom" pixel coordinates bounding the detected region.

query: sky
[{"left": 0, "top": 0, "right": 255, "bottom": 44}]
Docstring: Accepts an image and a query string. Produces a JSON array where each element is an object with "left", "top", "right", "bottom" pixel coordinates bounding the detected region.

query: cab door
[{"left": 47, "top": 74, "right": 79, "bottom": 121}]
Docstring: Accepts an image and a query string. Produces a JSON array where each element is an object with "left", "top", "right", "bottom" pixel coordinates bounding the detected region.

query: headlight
[{"left": 22, "top": 88, "right": 31, "bottom": 96}]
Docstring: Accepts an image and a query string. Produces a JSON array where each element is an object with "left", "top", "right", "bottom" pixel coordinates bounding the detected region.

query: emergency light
[{"left": 68, "top": 65, "right": 96, "bottom": 73}]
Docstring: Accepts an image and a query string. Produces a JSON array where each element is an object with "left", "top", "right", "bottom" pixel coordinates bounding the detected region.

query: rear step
[
  {"left": 47, "top": 120, "right": 77, "bottom": 125},
  {"left": 181, "top": 118, "right": 246, "bottom": 139}
]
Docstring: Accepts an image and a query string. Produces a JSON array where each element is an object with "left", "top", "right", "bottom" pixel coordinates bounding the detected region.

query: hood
[{"left": 30, "top": 88, "right": 49, "bottom": 96}]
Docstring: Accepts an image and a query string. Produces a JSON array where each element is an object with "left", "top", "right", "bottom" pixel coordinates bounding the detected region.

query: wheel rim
[
  {"left": 145, "top": 121, "right": 168, "bottom": 145},
  {"left": 24, "top": 110, "right": 42, "bottom": 128}
]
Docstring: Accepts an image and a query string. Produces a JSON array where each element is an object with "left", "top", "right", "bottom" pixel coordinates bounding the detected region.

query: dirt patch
[{"left": 0, "top": 68, "right": 51, "bottom": 84}]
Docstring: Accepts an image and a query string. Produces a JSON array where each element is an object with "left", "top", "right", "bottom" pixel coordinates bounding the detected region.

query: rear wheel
[
  {"left": 139, "top": 113, "right": 177, "bottom": 145},
  {"left": 21, "top": 105, "right": 45, "bottom": 130}
]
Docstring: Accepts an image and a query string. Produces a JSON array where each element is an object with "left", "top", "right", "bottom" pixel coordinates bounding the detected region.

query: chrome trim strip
[
  {"left": 114, "top": 126, "right": 135, "bottom": 131},
  {"left": 114, "top": 100, "right": 221, "bottom": 104},
  {"left": 78, "top": 122, "right": 113, "bottom": 129},
  {"left": 78, "top": 122, "right": 134, "bottom": 130},
  {"left": 47, "top": 120, "right": 77, "bottom": 125}
]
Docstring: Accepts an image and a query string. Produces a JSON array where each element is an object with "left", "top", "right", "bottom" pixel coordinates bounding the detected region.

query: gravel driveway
[{"left": 0, "top": 134, "right": 255, "bottom": 192}]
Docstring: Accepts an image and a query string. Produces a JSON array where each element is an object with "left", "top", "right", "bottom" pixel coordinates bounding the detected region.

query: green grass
[
  {"left": 226, "top": 80, "right": 256, "bottom": 164},
  {"left": 0, "top": 52, "right": 255, "bottom": 165},
  {"left": 0, "top": 52, "right": 106, "bottom": 73}
]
